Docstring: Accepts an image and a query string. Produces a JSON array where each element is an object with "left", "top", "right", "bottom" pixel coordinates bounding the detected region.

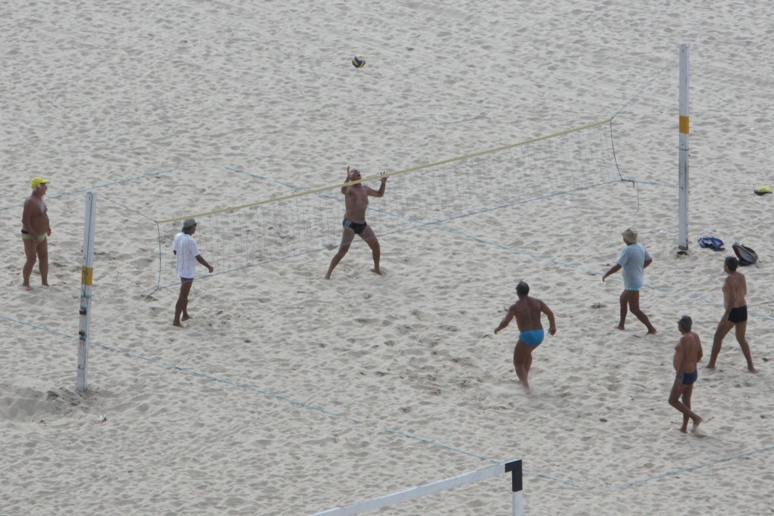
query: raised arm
[
  {"left": 494, "top": 305, "right": 516, "bottom": 334},
  {"left": 540, "top": 301, "right": 557, "bottom": 335},
  {"left": 366, "top": 172, "right": 388, "bottom": 198},
  {"left": 341, "top": 166, "right": 354, "bottom": 195}
]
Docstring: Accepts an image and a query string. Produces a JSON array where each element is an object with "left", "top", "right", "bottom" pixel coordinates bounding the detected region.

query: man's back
[
  {"left": 675, "top": 331, "right": 702, "bottom": 374},
  {"left": 724, "top": 271, "right": 747, "bottom": 309},
  {"left": 173, "top": 233, "right": 199, "bottom": 278},
  {"left": 617, "top": 243, "right": 650, "bottom": 288},
  {"left": 513, "top": 296, "right": 544, "bottom": 332}
]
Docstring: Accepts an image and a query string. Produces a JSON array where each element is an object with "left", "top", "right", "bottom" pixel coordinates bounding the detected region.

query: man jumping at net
[
  {"left": 325, "top": 166, "right": 388, "bottom": 279},
  {"left": 494, "top": 281, "right": 557, "bottom": 392}
]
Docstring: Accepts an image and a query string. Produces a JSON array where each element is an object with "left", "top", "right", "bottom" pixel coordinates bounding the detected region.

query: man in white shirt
[
  {"left": 602, "top": 228, "right": 657, "bottom": 335},
  {"left": 172, "top": 218, "right": 214, "bottom": 327}
]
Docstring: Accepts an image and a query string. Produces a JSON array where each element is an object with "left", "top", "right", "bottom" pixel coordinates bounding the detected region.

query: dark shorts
[
  {"left": 343, "top": 219, "right": 368, "bottom": 235},
  {"left": 680, "top": 370, "right": 698, "bottom": 386},
  {"left": 728, "top": 305, "right": 747, "bottom": 323}
]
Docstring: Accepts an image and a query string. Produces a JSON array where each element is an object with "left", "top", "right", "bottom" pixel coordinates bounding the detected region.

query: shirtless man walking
[
  {"left": 494, "top": 281, "right": 557, "bottom": 392},
  {"left": 707, "top": 256, "right": 756, "bottom": 372},
  {"left": 669, "top": 315, "right": 703, "bottom": 434},
  {"left": 325, "top": 166, "right": 388, "bottom": 279},
  {"left": 21, "top": 177, "right": 52, "bottom": 289}
]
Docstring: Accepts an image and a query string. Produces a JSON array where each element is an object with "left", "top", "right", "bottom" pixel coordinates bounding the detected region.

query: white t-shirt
[
  {"left": 173, "top": 232, "right": 200, "bottom": 279},
  {"left": 616, "top": 243, "right": 651, "bottom": 289}
]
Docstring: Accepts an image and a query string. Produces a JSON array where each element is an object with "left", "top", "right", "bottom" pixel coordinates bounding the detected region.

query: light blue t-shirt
[{"left": 616, "top": 243, "right": 651, "bottom": 289}]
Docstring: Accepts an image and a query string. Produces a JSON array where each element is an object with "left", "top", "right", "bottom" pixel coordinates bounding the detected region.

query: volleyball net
[{"left": 153, "top": 119, "right": 622, "bottom": 288}]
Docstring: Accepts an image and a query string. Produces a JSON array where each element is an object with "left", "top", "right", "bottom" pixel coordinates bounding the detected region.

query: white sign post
[{"left": 77, "top": 192, "right": 96, "bottom": 393}]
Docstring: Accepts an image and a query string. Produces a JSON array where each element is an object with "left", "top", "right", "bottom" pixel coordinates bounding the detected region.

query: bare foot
[
  {"left": 42, "top": 282, "right": 49, "bottom": 287},
  {"left": 679, "top": 426, "right": 688, "bottom": 434},
  {"left": 705, "top": 364, "right": 716, "bottom": 370},
  {"left": 646, "top": 329, "right": 657, "bottom": 335},
  {"left": 614, "top": 324, "right": 625, "bottom": 331},
  {"left": 172, "top": 321, "right": 184, "bottom": 327},
  {"left": 372, "top": 268, "right": 386, "bottom": 276},
  {"left": 324, "top": 274, "right": 331, "bottom": 280},
  {"left": 748, "top": 366, "right": 757, "bottom": 373},
  {"left": 22, "top": 284, "right": 33, "bottom": 291},
  {"left": 182, "top": 314, "right": 192, "bottom": 321}
]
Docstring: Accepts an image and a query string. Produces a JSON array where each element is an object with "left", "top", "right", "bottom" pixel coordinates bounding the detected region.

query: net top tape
[{"left": 156, "top": 119, "right": 612, "bottom": 223}]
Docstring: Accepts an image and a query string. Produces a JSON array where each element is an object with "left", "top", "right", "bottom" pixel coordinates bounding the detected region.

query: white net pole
[
  {"left": 678, "top": 44, "right": 690, "bottom": 250},
  {"left": 77, "top": 192, "right": 96, "bottom": 393}
]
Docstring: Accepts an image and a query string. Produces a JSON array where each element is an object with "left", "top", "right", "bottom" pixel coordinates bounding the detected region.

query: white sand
[{"left": 2, "top": 1, "right": 774, "bottom": 514}]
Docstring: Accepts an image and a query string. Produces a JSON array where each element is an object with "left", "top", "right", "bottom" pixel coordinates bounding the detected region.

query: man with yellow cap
[{"left": 21, "top": 178, "right": 51, "bottom": 289}]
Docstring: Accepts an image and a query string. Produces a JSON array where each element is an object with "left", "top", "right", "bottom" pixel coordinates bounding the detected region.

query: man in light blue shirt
[{"left": 602, "top": 228, "right": 657, "bottom": 335}]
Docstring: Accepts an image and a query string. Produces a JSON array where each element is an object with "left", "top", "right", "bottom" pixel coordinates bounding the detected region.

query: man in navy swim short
[
  {"left": 494, "top": 281, "right": 557, "bottom": 392},
  {"left": 325, "top": 166, "right": 388, "bottom": 279},
  {"left": 669, "top": 316, "right": 703, "bottom": 434},
  {"left": 707, "top": 256, "right": 756, "bottom": 372}
]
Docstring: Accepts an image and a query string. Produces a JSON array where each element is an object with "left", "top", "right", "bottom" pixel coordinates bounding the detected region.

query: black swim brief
[
  {"left": 680, "top": 370, "right": 698, "bottom": 385},
  {"left": 728, "top": 305, "right": 748, "bottom": 324},
  {"left": 343, "top": 219, "right": 367, "bottom": 235}
]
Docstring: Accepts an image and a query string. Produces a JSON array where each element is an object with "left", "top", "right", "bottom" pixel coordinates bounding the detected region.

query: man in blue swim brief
[
  {"left": 494, "top": 281, "right": 556, "bottom": 392},
  {"left": 519, "top": 329, "right": 544, "bottom": 347}
]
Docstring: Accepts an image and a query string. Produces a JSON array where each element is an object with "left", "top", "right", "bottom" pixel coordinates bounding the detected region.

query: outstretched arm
[
  {"left": 367, "top": 172, "right": 388, "bottom": 197},
  {"left": 494, "top": 306, "right": 516, "bottom": 334},
  {"left": 540, "top": 301, "right": 557, "bottom": 335},
  {"left": 602, "top": 264, "right": 622, "bottom": 281}
]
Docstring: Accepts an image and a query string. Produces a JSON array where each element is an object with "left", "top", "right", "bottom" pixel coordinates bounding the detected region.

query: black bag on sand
[{"left": 732, "top": 243, "right": 758, "bottom": 266}]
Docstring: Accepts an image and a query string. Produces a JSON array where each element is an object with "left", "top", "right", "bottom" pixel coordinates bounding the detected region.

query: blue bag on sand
[{"left": 698, "top": 237, "right": 725, "bottom": 251}]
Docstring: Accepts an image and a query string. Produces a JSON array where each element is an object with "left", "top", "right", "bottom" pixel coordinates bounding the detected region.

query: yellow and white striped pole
[
  {"left": 77, "top": 192, "right": 97, "bottom": 392},
  {"left": 678, "top": 44, "right": 690, "bottom": 250}
]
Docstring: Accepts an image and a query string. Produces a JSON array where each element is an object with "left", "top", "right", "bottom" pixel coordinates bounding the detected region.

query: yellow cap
[{"left": 31, "top": 177, "right": 50, "bottom": 189}]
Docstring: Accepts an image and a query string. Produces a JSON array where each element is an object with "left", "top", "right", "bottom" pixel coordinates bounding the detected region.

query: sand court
[{"left": 3, "top": 0, "right": 774, "bottom": 514}]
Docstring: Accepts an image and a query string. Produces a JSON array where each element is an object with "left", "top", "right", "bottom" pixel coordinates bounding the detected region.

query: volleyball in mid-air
[{"left": 352, "top": 55, "right": 365, "bottom": 68}]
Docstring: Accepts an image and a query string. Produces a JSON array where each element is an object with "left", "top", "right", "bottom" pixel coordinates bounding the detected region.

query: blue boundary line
[
  {"left": 2, "top": 309, "right": 771, "bottom": 493},
  {"left": 0, "top": 312, "right": 581, "bottom": 489},
  {"left": 601, "top": 445, "right": 774, "bottom": 492}
]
